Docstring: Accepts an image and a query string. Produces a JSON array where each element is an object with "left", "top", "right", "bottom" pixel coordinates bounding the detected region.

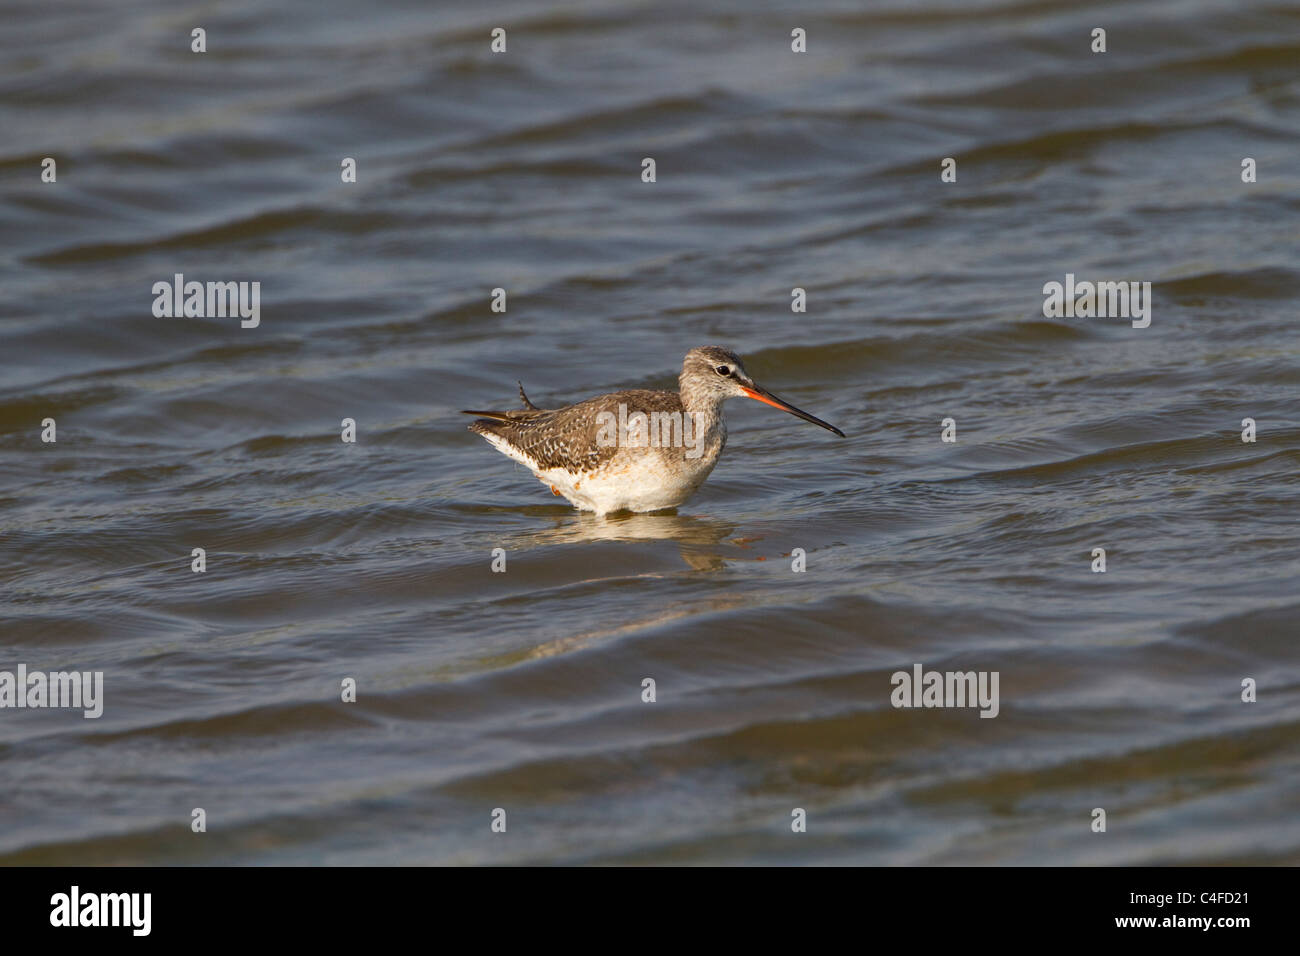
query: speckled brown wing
[{"left": 464, "top": 388, "right": 684, "bottom": 475}]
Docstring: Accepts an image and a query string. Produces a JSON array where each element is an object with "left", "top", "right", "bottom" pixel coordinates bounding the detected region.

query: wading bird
[{"left": 463, "top": 346, "right": 844, "bottom": 515}]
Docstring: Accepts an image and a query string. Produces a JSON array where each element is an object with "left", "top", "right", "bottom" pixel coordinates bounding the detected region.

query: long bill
[{"left": 741, "top": 384, "right": 845, "bottom": 437}]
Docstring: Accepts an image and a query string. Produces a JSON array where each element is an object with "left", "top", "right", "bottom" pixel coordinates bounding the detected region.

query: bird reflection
[{"left": 508, "top": 508, "right": 744, "bottom": 571}]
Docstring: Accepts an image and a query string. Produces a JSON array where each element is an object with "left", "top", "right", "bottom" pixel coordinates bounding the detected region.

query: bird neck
[{"left": 678, "top": 376, "right": 726, "bottom": 420}]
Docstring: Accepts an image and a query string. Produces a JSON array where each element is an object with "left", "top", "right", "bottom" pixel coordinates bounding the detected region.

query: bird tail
[{"left": 462, "top": 382, "right": 545, "bottom": 421}]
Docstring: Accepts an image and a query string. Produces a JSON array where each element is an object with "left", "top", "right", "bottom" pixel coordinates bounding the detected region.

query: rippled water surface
[{"left": 1, "top": 0, "right": 1298, "bottom": 864}]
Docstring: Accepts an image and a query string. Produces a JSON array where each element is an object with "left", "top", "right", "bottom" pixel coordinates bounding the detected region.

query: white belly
[
  {"left": 541, "top": 452, "right": 719, "bottom": 514},
  {"left": 481, "top": 425, "right": 726, "bottom": 515}
]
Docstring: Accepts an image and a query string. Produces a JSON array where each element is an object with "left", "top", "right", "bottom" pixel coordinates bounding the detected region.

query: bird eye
[{"left": 715, "top": 365, "right": 731, "bottom": 376}]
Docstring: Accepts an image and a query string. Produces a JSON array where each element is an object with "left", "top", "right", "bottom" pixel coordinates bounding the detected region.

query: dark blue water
[{"left": 1, "top": 0, "right": 1297, "bottom": 864}]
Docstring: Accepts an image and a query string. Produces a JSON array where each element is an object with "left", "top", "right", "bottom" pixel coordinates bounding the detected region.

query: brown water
[{"left": 1, "top": 0, "right": 1298, "bottom": 865}]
